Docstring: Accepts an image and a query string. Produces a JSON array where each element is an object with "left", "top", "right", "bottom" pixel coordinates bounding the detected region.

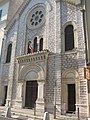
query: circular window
[{"left": 27, "top": 6, "right": 46, "bottom": 29}]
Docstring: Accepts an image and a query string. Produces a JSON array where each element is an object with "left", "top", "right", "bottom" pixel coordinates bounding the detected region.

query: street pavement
[
  {"left": 0, "top": 116, "right": 17, "bottom": 120},
  {"left": 0, "top": 115, "right": 41, "bottom": 120}
]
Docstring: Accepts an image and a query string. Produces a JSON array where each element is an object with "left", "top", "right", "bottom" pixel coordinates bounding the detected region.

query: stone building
[
  {"left": 0, "top": 0, "right": 89, "bottom": 119},
  {"left": 0, "top": 0, "right": 10, "bottom": 66},
  {"left": 0, "top": 0, "right": 25, "bottom": 64},
  {"left": 0, "top": 0, "right": 25, "bottom": 109}
]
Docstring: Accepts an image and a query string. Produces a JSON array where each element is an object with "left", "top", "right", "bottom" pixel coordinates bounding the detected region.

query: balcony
[
  {"left": 16, "top": 50, "right": 50, "bottom": 82},
  {"left": 16, "top": 50, "right": 49, "bottom": 64}
]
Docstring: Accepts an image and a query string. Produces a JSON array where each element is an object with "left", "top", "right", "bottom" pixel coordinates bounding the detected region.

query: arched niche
[
  {"left": 62, "top": 69, "right": 79, "bottom": 80},
  {"left": 18, "top": 64, "right": 45, "bottom": 82}
]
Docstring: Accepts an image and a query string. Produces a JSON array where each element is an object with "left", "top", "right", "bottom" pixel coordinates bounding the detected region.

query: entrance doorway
[
  {"left": 25, "top": 81, "right": 38, "bottom": 109},
  {"left": 68, "top": 84, "right": 76, "bottom": 113}
]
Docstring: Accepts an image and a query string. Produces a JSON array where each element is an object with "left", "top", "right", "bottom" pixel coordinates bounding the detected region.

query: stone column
[
  {"left": 36, "top": 81, "right": 45, "bottom": 114},
  {"left": 55, "top": 0, "right": 61, "bottom": 117},
  {"left": 78, "top": 68, "right": 88, "bottom": 118},
  {"left": 37, "top": 36, "right": 39, "bottom": 51}
]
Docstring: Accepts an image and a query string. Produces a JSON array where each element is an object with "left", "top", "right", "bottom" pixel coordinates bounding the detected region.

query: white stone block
[{"left": 43, "top": 112, "right": 49, "bottom": 120}]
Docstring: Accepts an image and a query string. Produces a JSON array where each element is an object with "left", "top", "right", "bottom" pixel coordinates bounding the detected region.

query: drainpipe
[{"left": 81, "top": 0, "right": 88, "bottom": 65}]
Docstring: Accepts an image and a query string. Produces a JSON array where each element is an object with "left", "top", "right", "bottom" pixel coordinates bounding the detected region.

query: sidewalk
[{"left": 0, "top": 116, "right": 17, "bottom": 120}]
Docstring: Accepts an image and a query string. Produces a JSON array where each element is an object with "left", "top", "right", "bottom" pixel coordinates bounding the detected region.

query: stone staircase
[
  {"left": 0, "top": 106, "right": 87, "bottom": 120},
  {"left": 0, "top": 106, "right": 43, "bottom": 120}
]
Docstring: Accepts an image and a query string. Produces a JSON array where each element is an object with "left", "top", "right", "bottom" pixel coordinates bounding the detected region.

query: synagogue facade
[{"left": 0, "top": 0, "right": 89, "bottom": 118}]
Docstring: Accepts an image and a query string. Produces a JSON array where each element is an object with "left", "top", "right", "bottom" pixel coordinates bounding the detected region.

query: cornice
[{"left": 17, "top": 50, "right": 49, "bottom": 64}]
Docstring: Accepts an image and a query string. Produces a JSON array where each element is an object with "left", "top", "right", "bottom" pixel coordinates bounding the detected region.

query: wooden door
[
  {"left": 68, "top": 84, "right": 76, "bottom": 113},
  {"left": 25, "top": 81, "right": 38, "bottom": 109}
]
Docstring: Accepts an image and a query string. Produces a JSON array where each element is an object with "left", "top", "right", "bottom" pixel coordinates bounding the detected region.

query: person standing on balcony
[{"left": 28, "top": 41, "right": 34, "bottom": 54}]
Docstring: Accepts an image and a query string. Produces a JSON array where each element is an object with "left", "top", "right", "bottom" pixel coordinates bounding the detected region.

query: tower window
[
  {"left": 65, "top": 25, "right": 74, "bottom": 51},
  {"left": 27, "top": 37, "right": 44, "bottom": 54},
  {"left": 6, "top": 44, "right": 12, "bottom": 63},
  {"left": 34, "top": 37, "right": 37, "bottom": 52},
  {"left": 0, "top": 10, "right": 2, "bottom": 20},
  {"left": 39, "top": 38, "right": 43, "bottom": 51}
]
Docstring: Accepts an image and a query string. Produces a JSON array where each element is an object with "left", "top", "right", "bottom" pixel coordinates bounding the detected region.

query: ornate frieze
[
  {"left": 16, "top": 50, "right": 49, "bottom": 82},
  {"left": 17, "top": 50, "right": 49, "bottom": 64}
]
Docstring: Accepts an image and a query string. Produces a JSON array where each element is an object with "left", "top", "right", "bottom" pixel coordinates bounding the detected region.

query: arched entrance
[
  {"left": 61, "top": 70, "right": 79, "bottom": 114},
  {"left": 67, "top": 84, "right": 76, "bottom": 112},
  {"left": 17, "top": 64, "right": 46, "bottom": 113},
  {"left": 25, "top": 81, "right": 38, "bottom": 109}
]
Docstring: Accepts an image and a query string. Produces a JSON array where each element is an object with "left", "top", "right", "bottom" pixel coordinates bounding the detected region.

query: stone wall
[
  {"left": 7, "top": 0, "right": 25, "bottom": 24},
  {"left": 0, "top": 0, "right": 89, "bottom": 118}
]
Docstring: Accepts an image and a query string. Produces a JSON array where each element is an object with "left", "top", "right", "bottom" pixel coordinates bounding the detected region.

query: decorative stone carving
[
  {"left": 25, "top": 70, "right": 38, "bottom": 80},
  {"left": 26, "top": 6, "right": 46, "bottom": 30},
  {"left": 17, "top": 51, "right": 49, "bottom": 82}
]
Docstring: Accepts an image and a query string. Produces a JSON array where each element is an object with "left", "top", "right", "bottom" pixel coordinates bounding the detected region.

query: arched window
[
  {"left": 6, "top": 44, "right": 12, "bottom": 63},
  {"left": 65, "top": 25, "right": 74, "bottom": 51},
  {"left": 34, "top": 37, "right": 37, "bottom": 52},
  {"left": 39, "top": 38, "right": 43, "bottom": 51}
]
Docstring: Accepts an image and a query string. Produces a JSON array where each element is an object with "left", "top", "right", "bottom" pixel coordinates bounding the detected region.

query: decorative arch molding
[
  {"left": 18, "top": 64, "right": 45, "bottom": 82},
  {"left": 6, "top": 41, "right": 13, "bottom": 48},
  {"left": 25, "top": 70, "right": 38, "bottom": 80},
  {"left": 62, "top": 21, "right": 77, "bottom": 32},
  {"left": 62, "top": 69, "right": 79, "bottom": 79}
]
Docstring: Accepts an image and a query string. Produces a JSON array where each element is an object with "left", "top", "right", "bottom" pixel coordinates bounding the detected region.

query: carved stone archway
[
  {"left": 15, "top": 51, "right": 49, "bottom": 113},
  {"left": 15, "top": 64, "right": 46, "bottom": 113},
  {"left": 61, "top": 69, "right": 79, "bottom": 114}
]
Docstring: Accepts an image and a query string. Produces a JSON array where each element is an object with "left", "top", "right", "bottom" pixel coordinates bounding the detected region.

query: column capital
[{"left": 37, "top": 80, "right": 45, "bottom": 84}]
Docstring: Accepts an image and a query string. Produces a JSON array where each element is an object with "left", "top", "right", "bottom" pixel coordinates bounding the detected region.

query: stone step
[{"left": 0, "top": 107, "right": 86, "bottom": 120}]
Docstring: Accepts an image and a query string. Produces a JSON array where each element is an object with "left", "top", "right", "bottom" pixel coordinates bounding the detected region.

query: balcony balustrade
[{"left": 17, "top": 50, "right": 49, "bottom": 64}]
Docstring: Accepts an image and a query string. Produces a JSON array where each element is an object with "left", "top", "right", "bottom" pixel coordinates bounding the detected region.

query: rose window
[{"left": 26, "top": 6, "right": 45, "bottom": 29}]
